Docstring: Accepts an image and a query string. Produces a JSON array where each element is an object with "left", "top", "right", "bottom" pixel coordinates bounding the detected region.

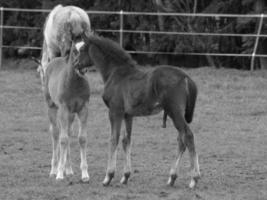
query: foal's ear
[{"left": 81, "top": 31, "right": 89, "bottom": 43}]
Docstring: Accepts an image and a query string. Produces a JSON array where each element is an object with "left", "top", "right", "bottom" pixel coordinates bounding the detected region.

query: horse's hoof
[
  {"left": 56, "top": 176, "right": 64, "bottom": 181},
  {"left": 167, "top": 174, "right": 177, "bottom": 186},
  {"left": 120, "top": 172, "right": 130, "bottom": 185},
  {"left": 189, "top": 176, "right": 200, "bottom": 189},
  {"left": 65, "top": 168, "right": 74, "bottom": 176},
  {"left": 81, "top": 176, "right": 90, "bottom": 183},
  {"left": 49, "top": 168, "right": 57, "bottom": 177},
  {"left": 102, "top": 172, "right": 114, "bottom": 186},
  {"left": 81, "top": 171, "right": 90, "bottom": 183},
  {"left": 56, "top": 171, "right": 64, "bottom": 180},
  {"left": 49, "top": 172, "right": 57, "bottom": 178}
]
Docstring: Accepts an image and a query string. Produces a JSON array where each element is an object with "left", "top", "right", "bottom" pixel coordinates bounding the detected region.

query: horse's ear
[{"left": 81, "top": 31, "right": 89, "bottom": 43}]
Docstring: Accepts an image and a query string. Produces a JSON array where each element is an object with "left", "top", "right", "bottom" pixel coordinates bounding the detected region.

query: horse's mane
[{"left": 87, "top": 35, "right": 136, "bottom": 67}]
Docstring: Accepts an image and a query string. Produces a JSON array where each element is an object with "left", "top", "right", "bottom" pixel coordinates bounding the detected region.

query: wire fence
[{"left": 0, "top": 7, "right": 267, "bottom": 70}]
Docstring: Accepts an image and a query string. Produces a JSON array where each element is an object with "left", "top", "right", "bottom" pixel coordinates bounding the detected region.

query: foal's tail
[
  {"left": 185, "top": 77, "right": 198, "bottom": 123},
  {"left": 161, "top": 76, "right": 197, "bottom": 127}
]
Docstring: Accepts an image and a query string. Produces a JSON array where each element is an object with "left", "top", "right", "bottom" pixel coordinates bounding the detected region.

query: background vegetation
[{"left": 0, "top": 0, "right": 267, "bottom": 69}]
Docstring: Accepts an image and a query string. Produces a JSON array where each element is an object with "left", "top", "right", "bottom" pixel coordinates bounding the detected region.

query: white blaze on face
[{"left": 75, "top": 41, "right": 85, "bottom": 52}]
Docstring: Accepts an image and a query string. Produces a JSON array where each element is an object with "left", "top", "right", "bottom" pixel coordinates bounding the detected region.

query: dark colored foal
[{"left": 77, "top": 34, "right": 200, "bottom": 188}]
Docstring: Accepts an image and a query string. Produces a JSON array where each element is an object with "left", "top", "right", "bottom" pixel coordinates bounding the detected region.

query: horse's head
[
  {"left": 67, "top": 36, "right": 93, "bottom": 75},
  {"left": 73, "top": 32, "right": 94, "bottom": 70}
]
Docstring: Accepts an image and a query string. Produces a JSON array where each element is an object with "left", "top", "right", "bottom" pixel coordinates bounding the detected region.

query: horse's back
[
  {"left": 43, "top": 5, "right": 90, "bottom": 61},
  {"left": 149, "top": 65, "right": 190, "bottom": 91},
  {"left": 44, "top": 5, "right": 90, "bottom": 41},
  {"left": 152, "top": 65, "right": 189, "bottom": 79}
]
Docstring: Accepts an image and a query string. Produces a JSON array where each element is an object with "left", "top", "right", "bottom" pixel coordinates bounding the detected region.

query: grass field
[{"left": 0, "top": 65, "right": 267, "bottom": 200}]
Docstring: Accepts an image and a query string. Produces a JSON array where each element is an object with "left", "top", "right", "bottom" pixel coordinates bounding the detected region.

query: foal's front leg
[
  {"left": 77, "top": 102, "right": 90, "bottom": 182},
  {"left": 56, "top": 106, "right": 75, "bottom": 180},
  {"left": 120, "top": 115, "right": 133, "bottom": 184},
  {"left": 103, "top": 111, "right": 123, "bottom": 186},
  {"left": 48, "top": 106, "right": 59, "bottom": 177}
]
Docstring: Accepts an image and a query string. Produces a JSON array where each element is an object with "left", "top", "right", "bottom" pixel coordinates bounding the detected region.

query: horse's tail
[{"left": 185, "top": 77, "right": 197, "bottom": 124}]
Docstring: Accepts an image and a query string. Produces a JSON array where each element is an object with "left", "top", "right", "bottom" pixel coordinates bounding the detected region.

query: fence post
[
  {"left": 250, "top": 13, "right": 264, "bottom": 71},
  {"left": 0, "top": 7, "right": 3, "bottom": 70},
  {"left": 119, "top": 10, "right": 123, "bottom": 47}
]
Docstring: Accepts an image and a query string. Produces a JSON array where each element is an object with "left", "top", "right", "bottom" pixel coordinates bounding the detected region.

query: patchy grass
[{"left": 0, "top": 67, "right": 267, "bottom": 200}]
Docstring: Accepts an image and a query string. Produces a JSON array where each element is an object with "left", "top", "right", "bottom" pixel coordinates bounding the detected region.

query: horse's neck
[
  {"left": 98, "top": 64, "right": 136, "bottom": 83},
  {"left": 99, "top": 65, "right": 115, "bottom": 83},
  {"left": 89, "top": 44, "right": 136, "bottom": 83}
]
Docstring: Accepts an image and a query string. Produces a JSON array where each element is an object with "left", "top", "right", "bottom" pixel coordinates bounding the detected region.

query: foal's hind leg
[
  {"left": 56, "top": 106, "right": 75, "bottom": 180},
  {"left": 168, "top": 110, "right": 200, "bottom": 188},
  {"left": 167, "top": 127, "right": 186, "bottom": 186},
  {"left": 48, "top": 106, "right": 59, "bottom": 177},
  {"left": 65, "top": 141, "right": 74, "bottom": 176},
  {"left": 103, "top": 111, "right": 123, "bottom": 186},
  {"left": 77, "top": 102, "right": 90, "bottom": 182},
  {"left": 185, "top": 125, "right": 200, "bottom": 188},
  {"left": 120, "top": 114, "right": 133, "bottom": 184}
]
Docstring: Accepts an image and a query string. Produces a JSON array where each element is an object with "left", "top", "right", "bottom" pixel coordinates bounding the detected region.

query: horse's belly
[
  {"left": 67, "top": 97, "right": 88, "bottom": 113},
  {"left": 126, "top": 102, "right": 163, "bottom": 116}
]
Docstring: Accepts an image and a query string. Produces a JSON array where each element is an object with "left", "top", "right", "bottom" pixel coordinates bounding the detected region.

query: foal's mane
[{"left": 87, "top": 35, "right": 136, "bottom": 67}]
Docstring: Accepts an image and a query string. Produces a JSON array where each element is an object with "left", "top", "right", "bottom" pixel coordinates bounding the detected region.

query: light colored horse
[
  {"left": 38, "top": 4, "right": 91, "bottom": 85},
  {"left": 44, "top": 41, "right": 90, "bottom": 182}
]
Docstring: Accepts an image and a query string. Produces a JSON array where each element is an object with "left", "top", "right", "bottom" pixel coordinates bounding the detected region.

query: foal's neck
[{"left": 64, "top": 57, "right": 80, "bottom": 81}]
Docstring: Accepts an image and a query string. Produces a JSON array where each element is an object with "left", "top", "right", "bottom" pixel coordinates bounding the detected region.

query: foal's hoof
[
  {"left": 120, "top": 172, "right": 131, "bottom": 185},
  {"left": 81, "top": 171, "right": 90, "bottom": 183},
  {"left": 81, "top": 176, "right": 90, "bottom": 183},
  {"left": 56, "top": 175, "right": 64, "bottom": 181},
  {"left": 65, "top": 168, "right": 74, "bottom": 176},
  {"left": 167, "top": 174, "right": 177, "bottom": 186},
  {"left": 49, "top": 168, "right": 57, "bottom": 178},
  {"left": 56, "top": 171, "right": 64, "bottom": 180},
  {"left": 189, "top": 176, "right": 200, "bottom": 189},
  {"left": 102, "top": 172, "right": 114, "bottom": 186},
  {"left": 49, "top": 172, "right": 57, "bottom": 178}
]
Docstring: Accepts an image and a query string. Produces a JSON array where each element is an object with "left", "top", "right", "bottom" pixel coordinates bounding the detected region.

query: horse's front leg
[
  {"left": 103, "top": 110, "right": 123, "bottom": 186},
  {"left": 48, "top": 106, "right": 59, "bottom": 177},
  {"left": 120, "top": 114, "right": 133, "bottom": 184},
  {"left": 56, "top": 106, "right": 75, "bottom": 180},
  {"left": 77, "top": 102, "right": 90, "bottom": 182}
]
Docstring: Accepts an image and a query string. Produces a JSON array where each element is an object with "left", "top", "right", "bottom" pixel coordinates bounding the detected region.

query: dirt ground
[{"left": 0, "top": 65, "right": 267, "bottom": 200}]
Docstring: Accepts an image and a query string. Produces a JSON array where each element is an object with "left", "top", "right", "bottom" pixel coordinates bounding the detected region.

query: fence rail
[{"left": 0, "top": 7, "right": 267, "bottom": 70}]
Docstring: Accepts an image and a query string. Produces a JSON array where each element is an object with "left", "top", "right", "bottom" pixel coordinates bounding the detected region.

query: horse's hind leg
[
  {"left": 120, "top": 114, "right": 133, "bottom": 184},
  {"left": 65, "top": 140, "right": 74, "bottom": 176},
  {"left": 77, "top": 102, "right": 90, "bottom": 182},
  {"left": 168, "top": 110, "right": 200, "bottom": 188},
  {"left": 185, "top": 125, "right": 200, "bottom": 188},
  {"left": 48, "top": 106, "right": 59, "bottom": 177},
  {"left": 103, "top": 111, "right": 123, "bottom": 186},
  {"left": 56, "top": 106, "right": 75, "bottom": 180}
]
